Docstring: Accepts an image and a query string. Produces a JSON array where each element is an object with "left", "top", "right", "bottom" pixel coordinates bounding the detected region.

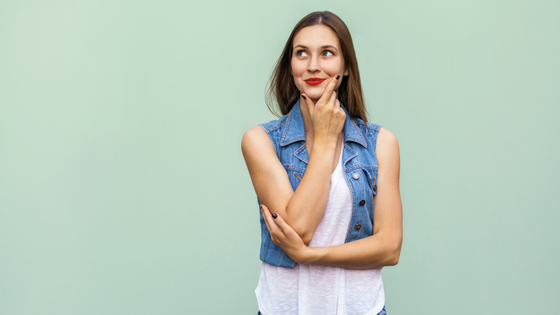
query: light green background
[{"left": 1, "top": 1, "right": 559, "bottom": 314}]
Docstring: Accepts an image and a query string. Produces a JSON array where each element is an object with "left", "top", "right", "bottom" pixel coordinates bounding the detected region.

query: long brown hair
[{"left": 266, "top": 11, "right": 367, "bottom": 122}]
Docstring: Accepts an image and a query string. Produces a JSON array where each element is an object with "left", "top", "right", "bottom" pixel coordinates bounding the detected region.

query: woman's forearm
[
  {"left": 261, "top": 202, "right": 402, "bottom": 270},
  {"left": 303, "top": 230, "right": 402, "bottom": 269},
  {"left": 285, "top": 139, "right": 338, "bottom": 244}
]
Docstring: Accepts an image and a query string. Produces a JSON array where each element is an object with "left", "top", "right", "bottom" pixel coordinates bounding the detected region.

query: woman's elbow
[
  {"left": 289, "top": 218, "right": 315, "bottom": 244},
  {"left": 385, "top": 241, "right": 402, "bottom": 266},
  {"left": 300, "top": 230, "right": 314, "bottom": 245},
  {"left": 387, "top": 252, "right": 400, "bottom": 266}
]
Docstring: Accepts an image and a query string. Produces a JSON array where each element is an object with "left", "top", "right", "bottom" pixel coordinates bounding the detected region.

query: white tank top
[{"left": 255, "top": 148, "right": 385, "bottom": 315}]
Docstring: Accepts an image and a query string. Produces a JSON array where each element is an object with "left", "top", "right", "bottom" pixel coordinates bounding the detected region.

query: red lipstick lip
[{"left": 304, "top": 78, "right": 326, "bottom": 86}]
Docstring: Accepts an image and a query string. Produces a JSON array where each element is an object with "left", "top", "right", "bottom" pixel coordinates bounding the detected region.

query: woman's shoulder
[
  {"left": 241, "top": 114, "right": 289, "bottom": 152},
  {"left": 242, "top": 113, "right": 291, "bottom": 149},
  {"left": 241, "top": 124, "right": 273, "bottom": 159},
  {"left": 375, "top": 127, "right": 399, "bottom": 162}
]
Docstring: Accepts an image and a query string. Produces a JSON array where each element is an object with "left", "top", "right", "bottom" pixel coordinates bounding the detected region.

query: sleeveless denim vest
[{"left": 258, "top": 100, "right": 381, "bottom": 268}]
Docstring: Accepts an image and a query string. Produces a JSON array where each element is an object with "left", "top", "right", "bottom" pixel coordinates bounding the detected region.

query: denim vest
[{"left": 258, "top": 100, "right": 381, "bottom": 268}]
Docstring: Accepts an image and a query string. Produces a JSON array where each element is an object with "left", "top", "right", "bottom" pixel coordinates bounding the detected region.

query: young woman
[{"left": 242, "top": 11, "right": 402, "bottom": 315}]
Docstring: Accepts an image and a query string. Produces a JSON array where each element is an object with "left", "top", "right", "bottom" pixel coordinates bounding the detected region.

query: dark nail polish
[
  {"left": 336, "top": 74, "right": 340, "bottom": 80},
  {"left": 302, "top": 95, "right": 306, "bottom": 100},
  {"left": 260, "top": 205, "right": 263, "bottom": 211},
  {"left": 272, "top": 213, "right": 278, "bottom": 219}
]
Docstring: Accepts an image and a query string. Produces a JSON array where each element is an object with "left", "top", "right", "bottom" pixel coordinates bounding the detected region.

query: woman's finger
[
  {"left": 260, "top": 204, "right": 281, "bottom": 235},
  {"left": 270, "top": 211, "right": 308, "bottom": 249},
  {"left": 269, "top": 211, "right": 292, "bottom": 236},
  {"left": 317, "top": 74, "right": 340, "bottom": 106},
  {"left": 327, "top": 90, "right": 337, "bottom": 110},
  {"left": 260, "top": 205, "right": 271, "bottom": 232}
]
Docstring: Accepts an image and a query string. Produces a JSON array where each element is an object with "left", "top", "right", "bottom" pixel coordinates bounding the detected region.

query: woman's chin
[{"left": 302, "top": 92, "right": 323, "bottom": 101}]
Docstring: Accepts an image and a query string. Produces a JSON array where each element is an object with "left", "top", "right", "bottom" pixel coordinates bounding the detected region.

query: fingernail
[
  {"left": 272, "top": 213, "right": 278, "bottom": 219},
  {"left": 260, "top": 205, "right": 263, "bottom": 211},
  {"left": 302, "top": 95, "right": 306, "bottom": 100},
  {"left": 336, "top": 74, "right": 340, "bottom": 80}
]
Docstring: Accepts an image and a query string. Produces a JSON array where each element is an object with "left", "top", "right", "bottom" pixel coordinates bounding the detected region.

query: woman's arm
[
  {"left": 242, "top": 77, "right": 346, "bottom": 244},
  {"left": 260, "top": 127, "right": 402, "bottom": 269}
]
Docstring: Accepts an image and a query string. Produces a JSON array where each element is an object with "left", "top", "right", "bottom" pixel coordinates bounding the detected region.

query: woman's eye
[
  {"left": 323, "top": 50, "right": 334, "bottom": 56},
  {"left": 296, "top": 50, "right": 307, "bottom": 57}
]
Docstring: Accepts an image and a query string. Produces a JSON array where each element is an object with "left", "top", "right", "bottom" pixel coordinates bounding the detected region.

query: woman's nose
[{"left": 307, "top": 55, "right": 320, "bottom": 72}]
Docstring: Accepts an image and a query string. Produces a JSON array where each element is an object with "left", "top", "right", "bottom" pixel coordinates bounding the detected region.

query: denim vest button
[
  {"left": 352, "top": 173, "right": 360, "bottom": 179},
  {"left": 359, "top": 199, "right": 365, "bottom": 206},
  {"left": 355, "top": 224, "right": 362, "bottom": 230}
]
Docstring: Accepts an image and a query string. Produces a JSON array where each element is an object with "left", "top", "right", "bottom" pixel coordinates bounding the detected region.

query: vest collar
[{"left": 279, "top": 99, "right": 368, "bottom": 148}]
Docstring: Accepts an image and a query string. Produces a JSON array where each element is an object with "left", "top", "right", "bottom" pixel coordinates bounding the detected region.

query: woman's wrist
[
  {"left": 313, "top": 133, "right": 340, "bottom": 147},
  {"left": 310, "top": 138, "right": 337, "bottom": 155},
  {"left": 296, "top": 246, "right": 326, "bottom": 265}
]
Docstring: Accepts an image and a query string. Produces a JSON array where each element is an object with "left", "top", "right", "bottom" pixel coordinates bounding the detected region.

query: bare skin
[{"left": 242, "top": 25, "right": 402, "bottom": 269}]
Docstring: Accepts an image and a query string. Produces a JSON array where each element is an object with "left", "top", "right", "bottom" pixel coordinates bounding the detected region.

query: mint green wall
[{"left": 1, "top": 1, "right": 559, "bottom": 314}]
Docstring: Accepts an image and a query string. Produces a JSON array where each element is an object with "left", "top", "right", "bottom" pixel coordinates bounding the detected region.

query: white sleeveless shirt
[{"left": 255, "top": 148, "right": 385, "bottom": 315}]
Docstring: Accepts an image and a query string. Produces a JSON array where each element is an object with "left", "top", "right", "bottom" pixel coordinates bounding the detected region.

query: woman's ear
[{"left": 344, "top": 67, "right": 349, "bottom": 76}]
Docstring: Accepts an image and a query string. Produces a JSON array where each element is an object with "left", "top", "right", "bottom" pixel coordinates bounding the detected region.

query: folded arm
[{"left": 260, "top": 127, "right": 402, "bottom": 269}]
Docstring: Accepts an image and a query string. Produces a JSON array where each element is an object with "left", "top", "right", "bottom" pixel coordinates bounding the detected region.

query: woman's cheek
[
  {"left": 291, "top": 68, "right": 305, "bottom": 92},
  {"left": 292, "top": 76, "right": 304, "bottom": 93}
]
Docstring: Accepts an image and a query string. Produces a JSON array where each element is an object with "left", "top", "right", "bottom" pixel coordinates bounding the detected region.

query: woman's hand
[
  {"left": 260, "top": 204, "right": 311, "bottom": 264},
  {"left": 302, "top": 75, "right": 346, "bottom": 144}
]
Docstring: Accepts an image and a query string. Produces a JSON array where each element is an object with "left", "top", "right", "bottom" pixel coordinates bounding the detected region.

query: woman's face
[{"left": 291, "top": 24, "right": 348, "bottom": 101}]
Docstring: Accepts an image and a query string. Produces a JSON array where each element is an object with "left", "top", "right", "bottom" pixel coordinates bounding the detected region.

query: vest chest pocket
[{"left": 355, "top": 167, "right": 378, "bottom": 196}]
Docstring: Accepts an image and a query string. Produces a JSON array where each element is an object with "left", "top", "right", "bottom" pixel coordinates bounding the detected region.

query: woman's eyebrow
[{"left": 293, "top": 44, "right": 340, "bottom": 51}]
